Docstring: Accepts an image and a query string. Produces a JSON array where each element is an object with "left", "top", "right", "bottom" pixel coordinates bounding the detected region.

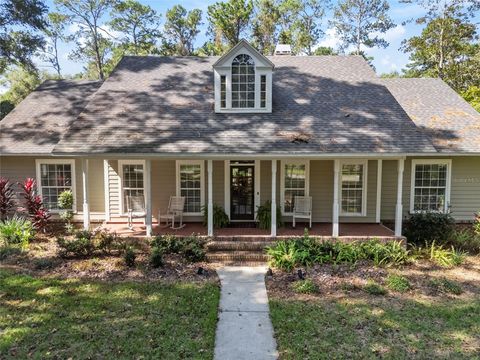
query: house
[{"left": 1, "top": 40, "right": 479, "bottom": 240}]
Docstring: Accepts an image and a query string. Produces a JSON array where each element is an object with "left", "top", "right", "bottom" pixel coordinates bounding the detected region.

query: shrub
[
  {"left": 0, "top": 177, "right": 15, "bottom": 219},
  {"left": 360, "top": 240, "right": 410, "bottom": 267},
  {"left": 181, "top": 235, "right": 206, "bottom": 262},
  {"left": 95, "top": 229, "right": 121, "bottom": 254},
  {"left": 0, "top": 215, "right": 34, "bottom": 249},
  {"left": 20, "top": 178, "right": 50, "bottom": 232},
  {"left": 386, "top": 274, "right": 411, "bottom": 292},
  {"left": 267, "top": 240, "right": 302, "bottom": 271},
  {"left": 429, "top": 277, "right": 463, "bottom": 295},
  {"left": 124, "top": 246, "right": 136, "bottom": 267},
  {"left": 58, "top": 190, "right": 74, "bottom": 233},
  {"left": 364, "top": 280, "right": 387, "bottom": 295},
  {"left": 474, "top": 212, "right": 480, "bottom": 237},
  {"left": 151, "top": 234, "right": 183, "bottom": 254},
  {"left": 202, "top": 204, "right": 229, "bottom": 228},
  {"left": 292, "top": 279, "right": 318, "bottom": 294},
  {"left": 256, "top": 201, "right": 283, "bottom": 230},
  {"left": 57, "top": 230, "right": 95, "bottom": 258},
  {"left": 404, "top": 212, "right": 455, "bottom": 245},
  {"left": 427, "top": 241, "right": 466, "bottom": 267},
  {"left": 448, "top": 228, "right": 480, "bottom": 254},
  {"left": 33, "top": 257, "right": 57, "bottom": 270},
  {"left": 150, "top": 247, "right": 164, "bottom": 268}
]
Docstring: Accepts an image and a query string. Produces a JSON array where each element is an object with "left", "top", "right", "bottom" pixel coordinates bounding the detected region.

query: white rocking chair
[
  {"left": 292, "top": 196, "right": 312, "bottom": 228},
  {"left": 127, "top": 195, "right": 146, "bottom": 230},
  {"left": 158, "top": 196, "right": 186, "bottom": 229}
]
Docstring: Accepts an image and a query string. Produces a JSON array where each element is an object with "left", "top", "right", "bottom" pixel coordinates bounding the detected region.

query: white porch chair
[
  {"left": 158, "top": 196, "right": 186, "bottom": 229},
  {"left": 127, "top": 195, "right": 146, "bottom": 230},
  {"left": 292, "top": 196, "right": 312, "bottom": 228}
]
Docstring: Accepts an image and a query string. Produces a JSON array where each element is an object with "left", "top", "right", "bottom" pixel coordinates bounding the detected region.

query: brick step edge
[
  {"left": 213, "top": 236, "right": 275, "bottom": 242},
  {"left": 208, "top": 261, "right": 269, "bottom": 266},
  {"left": 206, "top": 241, "right": 274, "bottom": 251},
  {"left": 207, "top": 252, "right": 269, "bottom": 262}
]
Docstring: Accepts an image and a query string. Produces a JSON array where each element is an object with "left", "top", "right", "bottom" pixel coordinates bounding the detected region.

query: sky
[{"left": 24, "top": 0, "right": 480, "bottom": 77}]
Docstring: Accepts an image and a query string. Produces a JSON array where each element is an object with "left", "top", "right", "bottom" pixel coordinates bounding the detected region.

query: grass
[
  {"left": 430, "top": 277, "right": 464, "bottom": 295},
  {"left": 292, "top": 279, "right": 318, "bottom": 294},
  {"left": 363, "top": 279, "right": 387, "bottom": 295},
  {"left": 386, "top": 274, "right": 411, "bottom": 292},
  {"left": 0, "top": 269, "right": 220, "bottom": 359},
  {"left": 270, "top": 296, "right": 480, "bottom": 359}
]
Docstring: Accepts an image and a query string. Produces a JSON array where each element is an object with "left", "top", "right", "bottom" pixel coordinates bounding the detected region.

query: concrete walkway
[{"left": 214, "top": 266, "right": 278, "bottom": 360}]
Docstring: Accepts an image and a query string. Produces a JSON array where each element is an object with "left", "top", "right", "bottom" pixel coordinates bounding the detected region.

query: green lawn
[
  {"left": 270, "top": 296, "right": 480, "bottom": 359},
  {"left": 0, "top": 269, "right": 220, "bottom": 359}
]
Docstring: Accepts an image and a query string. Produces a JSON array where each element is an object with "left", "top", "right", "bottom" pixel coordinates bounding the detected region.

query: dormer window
[
  {"left": 232, "top": 54, "right": 255, "bottom": 108},
  {"left": 213, "top": 40, "right": 274, "bottom": 113}
]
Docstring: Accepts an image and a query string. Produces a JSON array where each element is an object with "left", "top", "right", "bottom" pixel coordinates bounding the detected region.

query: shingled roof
[
  {"left": 382, "top": 78, "right": 480, "bottom": 153},
  {"left": 0, "top": 80, "right": 101, "bottom": 154},
  {"left": 51, "top": 55, "right": 437, "bottom": 155}
]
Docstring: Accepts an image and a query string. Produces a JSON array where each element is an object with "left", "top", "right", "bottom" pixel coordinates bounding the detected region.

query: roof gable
[{"left": 213, "top": 39, "right": 274, "bottom": 69}]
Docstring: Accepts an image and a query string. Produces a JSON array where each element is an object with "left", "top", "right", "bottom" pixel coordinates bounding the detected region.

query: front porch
[
  {"left": 77, "top": 157, "right": 407, "bottom": 239},
  {"left": 105, "top": 222, "right": 397, "bottom": 240}
]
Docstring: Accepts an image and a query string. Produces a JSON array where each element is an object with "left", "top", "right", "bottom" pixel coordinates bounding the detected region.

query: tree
[
  {"left": 109, "top": 0, "right": 161, "bottom": 56},
  {"left": 55, "top": 0, "right": 114, "bottom": 80},
  {"left": 163, "top": 5, "right": 202, "bottom": 56},
  {"left": 0, "top": 0, "right": 47, "bottom": 73},
  {"left": 293, "top": 0, "right": 329, "bottom": 55},
  {"left": 0, "top": 67, "right": 50, "bottom": 119},
  {"left": 40, "top": 12, "right": 68, "bottom": 77},
  {"left": 331, "top": 0, "right": 395, "bottom": 55},
  {"left": 207, "top": 0, "right": 254, "bottom": 48},
  {"left": 251, "top": 0, "right": 279, "bottom": 55},
  {"left": 400, "top": 0, "right": 479, "bottom": 93},
  {"left": 461, "top": 86, "right": 480, "bottom": 112},
  {"left": 313, "top": 46, "right": 338, "bottom": 55}
]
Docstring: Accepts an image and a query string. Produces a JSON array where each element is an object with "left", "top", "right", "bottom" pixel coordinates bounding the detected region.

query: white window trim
[
  {"left": 118, "top": 160, "right": 146, "bottom": 216},
  {"left": 409, "top": 159, "right": 452, "bottom": 214},
  {"left": 176, "top": 160, "right": 205, "bottom": 216},
  {"left": 35, "top": 159, "right": 77, "bottom": 213},
  {"left": 280, "top": 160, "right": 310, "bottom": 216},
  {"left": 339, "top": 159, "right": 368, "bottom": 217}
]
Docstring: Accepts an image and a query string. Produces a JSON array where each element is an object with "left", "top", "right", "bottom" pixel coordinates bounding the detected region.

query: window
[
  {"left": 410, "top": 160, "right": 451, "bottom": 213},
  {"left": 176, "top": 161, "right": 204, "bottom": 214},
  {"left": 231, "top": 54, "right": 255, "bottom": 108},
  {"left": 260, "top": 75, "right": 266, "bottom": 108},
  {"left": 281, "top": 160, "right": 309, "bottom": 214},
  {"left": 340, "top": 161, "right": 367, "bottom": 216},
  {"left": 36, "top": 159, "right": 75, "bottom": 211},
  {"left": 220, "top": 75, "right": 226, "bottom": 108},
  {"left": 119, "top": 161, "right": 145, "bottom": 213}
]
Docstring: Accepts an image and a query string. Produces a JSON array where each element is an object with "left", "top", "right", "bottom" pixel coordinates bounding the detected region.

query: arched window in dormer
[{"left": 231, "top": 54, "right": 255, "bottom": 108}]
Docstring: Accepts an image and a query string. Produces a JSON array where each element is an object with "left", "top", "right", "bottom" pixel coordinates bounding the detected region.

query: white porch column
[
  {"left": 376, "top": 159, "right": 383, "bottom": 223},
  {"left": 395, "top": 158, "right": 405, "bottom": 237},
  {"left": 82, "top": 159, "right": 90, "bottom": 230},
  {"left": 207, "top": 160, "right": 213, "bottom": 237},
  {"left": 145, "top": 159, "right": 152, "bottom": 237},
  {"left": 271, "top": 160, "right": 277, "bottom": 237},
  {"left": 332, "top": 159, "right": 340, "bottom": 237}
]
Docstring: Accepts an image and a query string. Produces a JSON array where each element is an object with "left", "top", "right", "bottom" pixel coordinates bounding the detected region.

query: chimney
[{"left": 274, "top": 44, "right": 292, "bottom": 56}]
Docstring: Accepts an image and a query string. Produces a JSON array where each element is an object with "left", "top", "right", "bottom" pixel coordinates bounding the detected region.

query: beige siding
[
  {"left": 310, "top": 160, "right": 333, "bottom": 222},
  {"left": 0, "top": 156, "right": 105, "bottom": 214},
  {"left": 107, "top": 160, "right": 120, "bottom": 216},
  {"left": 381, "top": 156, "right": 480, "bottom": 221},
  {"left": 212, "top": 161, "right": 224, "bottom": 207}
]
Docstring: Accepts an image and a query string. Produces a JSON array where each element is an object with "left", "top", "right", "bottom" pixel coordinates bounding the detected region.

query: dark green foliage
[
  {"left": 181, "top": 235, "right": 206, "bottom": 262},
  {"left": 33, "top": 257, "right": 57, "bottom": 270},
  {"left": 0, "top": 246, "right": 22, "bottom": 260},
  {"left": 58, "top": 190, "right": 74, "bottom": 233},
  {"left": 267, "top": 235, "right": 410, "bottom": 271},
  {"left": 429, "top": 277, "right": 463, "bottom": 295},
  {"left": 124, "top": 246, "right": 136, "bottom": 267},
  {"left": 292, "top": 279, "right": 318, "bottom": 294},
  {"left": 386, "top": 274, "right": 411, "bottom": 292},
  {"left": 448, "top": 228, "right": 480, "bottom": 254},
  {"left": 150, "top": 247, "right": 164, "bottom": 268},
  {"left": 364, "top": 280, "right": 387, "bottom": 295},
  {"left": 256, "top": 200, "right": 283, "bottom": 230},
  {"left": 202, "top": 204, "right": 229, "bottom": 229},
  {"left": 404, "top": 212, "right": 455, "bottom": 245},
  {"left": 151, "top": 234, "right": 183, "bottom": 253},
  {"left": 57, "top": 230, "right": 95, "bottom": 258}
]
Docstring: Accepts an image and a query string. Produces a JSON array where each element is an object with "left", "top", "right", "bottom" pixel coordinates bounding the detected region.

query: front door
[{"left": 230, "top": 164, "right": 255, "bottom": 220}]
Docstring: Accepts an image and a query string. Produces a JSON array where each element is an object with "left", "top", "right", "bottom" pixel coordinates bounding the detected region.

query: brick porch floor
[{"left": 105, "top": 222, "right": 396, "bottom": 239}]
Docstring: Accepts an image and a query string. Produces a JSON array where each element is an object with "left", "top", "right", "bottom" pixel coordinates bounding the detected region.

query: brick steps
[
  {"left": 206, "top": 241, "right": 274, "bottom": 251},
  {"left": 206, "top": 237, "right": 273, "bottom": 265},
  {"left": 206, "top": 251, "right": 269, "bottom": 263}
]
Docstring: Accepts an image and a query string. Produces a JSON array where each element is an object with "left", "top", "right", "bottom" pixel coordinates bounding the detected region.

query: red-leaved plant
[
  {"left": 0, "top": 177, "right": 16, "bottom": 220},
  {"left": 20, "top": 178, "right": 50, "bottom": 232}
]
